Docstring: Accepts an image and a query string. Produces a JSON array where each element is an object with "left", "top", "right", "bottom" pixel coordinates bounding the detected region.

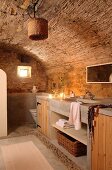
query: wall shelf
[{"left": 52, "top": 124, "right": 87, "bottom": 145}]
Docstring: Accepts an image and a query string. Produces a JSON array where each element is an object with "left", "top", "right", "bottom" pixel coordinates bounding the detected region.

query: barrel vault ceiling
[{"left": 0, "top": 0, "right": 112, "bottom": 72}]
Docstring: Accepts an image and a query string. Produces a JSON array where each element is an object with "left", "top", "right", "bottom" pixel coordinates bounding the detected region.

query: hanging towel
[{"left": 68, "top": 102, "right": 81, "bottom": 130}]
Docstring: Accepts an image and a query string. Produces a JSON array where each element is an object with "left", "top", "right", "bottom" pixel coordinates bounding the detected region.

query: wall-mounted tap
[{"left": 85, "top": 91, "right": 95, "bottom": 100}]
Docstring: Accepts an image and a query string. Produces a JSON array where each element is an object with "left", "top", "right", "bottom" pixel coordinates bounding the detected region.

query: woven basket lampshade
[{"left": 28, "top": 18, "right": 48, "bottom": 40}]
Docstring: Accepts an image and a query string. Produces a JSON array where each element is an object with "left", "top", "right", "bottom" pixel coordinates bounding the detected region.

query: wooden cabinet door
[
  {"left": 43, "top": 100, "right": 49, "bottom": 137},
  {"left": 92, "top": 114, "right": 112, "bottom": 170},
  {"left": 37, "top": 99, "right": 49, "bottom": 137},
  {"left": 91, "top": 114, "right": 99, "bottom": 170},
  {"left": 37, "top": 99, "right": 42, "bottom": 132},
  {"left": 105, "top": 116, "right": 112, "bottom": 170}
]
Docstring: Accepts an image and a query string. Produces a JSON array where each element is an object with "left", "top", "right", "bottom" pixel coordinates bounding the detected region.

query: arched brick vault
[
  {"left": 0, "top": 43, "right": 47, "bottom": 92},
  {"left": 0, "top": 0, "right": 112, "bottom": 97}
]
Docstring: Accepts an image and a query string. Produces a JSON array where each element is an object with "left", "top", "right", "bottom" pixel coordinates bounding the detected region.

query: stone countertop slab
[{"left": 36, "top": 95, "right": 112, "bottom": 117}]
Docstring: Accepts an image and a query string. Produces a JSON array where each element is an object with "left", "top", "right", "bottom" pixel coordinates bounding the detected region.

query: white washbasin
[
  {"left": 77, "top": 98, "right": 112, "bottom": 104},
  {"left": 64, "top": 97, "right": 101, "bottom": 103},
  {"left": 77, "top": 98, "right": 101, "bottom": 104}
]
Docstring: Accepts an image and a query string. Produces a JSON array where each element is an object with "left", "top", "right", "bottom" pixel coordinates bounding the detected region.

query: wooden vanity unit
[
  {"left": 91, "top": 111, "right": 112, "bottom": 170},
  {"left": 36, "top": 95, "right": 88, "bottom": 170},
  {"left": 36, "top": 95, "right": 112, "bottom": 170}
]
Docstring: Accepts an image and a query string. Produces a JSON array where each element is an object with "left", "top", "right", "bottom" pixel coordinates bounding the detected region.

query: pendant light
[{"left": 27, "top": 0, "right": 48, "bottom": 40}]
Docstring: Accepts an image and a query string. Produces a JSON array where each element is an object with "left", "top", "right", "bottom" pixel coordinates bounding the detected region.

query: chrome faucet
[{"left": 85, "top": 91, "right": 95, "bottom": 100}]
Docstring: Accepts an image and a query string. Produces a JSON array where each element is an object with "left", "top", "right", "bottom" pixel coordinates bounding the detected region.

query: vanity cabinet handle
[{"left": 37, "top": 102, "right": 41, "bottom": 105}]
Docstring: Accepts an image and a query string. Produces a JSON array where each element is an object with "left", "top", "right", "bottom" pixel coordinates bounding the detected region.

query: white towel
[
  {"left": 56, "top": 121, "right": 64, "bottom": 128},
  {"left": 56, "top": 120, "right": 74, "bottom": 128},
  {"left": 68, "top": 102, "right": 81, "bottom": 130},
  {"left": 56, "top": 119, "right": 68, "bottom": 128},
  {"left": 58, "top": 119, "right": 67, "bottom": 123}
]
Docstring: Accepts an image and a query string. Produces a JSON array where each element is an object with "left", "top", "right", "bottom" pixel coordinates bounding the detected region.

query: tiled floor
[{"left": 0, "top": 135, "right": 68, "bottom": 170}]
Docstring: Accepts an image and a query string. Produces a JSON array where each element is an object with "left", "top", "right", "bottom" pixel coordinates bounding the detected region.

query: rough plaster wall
[
  {"left": 47, "top": 65, "right": 112, "bottom": 98},
  {"left": 0, "top": 50, "right": 47, "bottom": 93},
  {"left": 8, "top": 93, "right": 36, "bottom": 126}
]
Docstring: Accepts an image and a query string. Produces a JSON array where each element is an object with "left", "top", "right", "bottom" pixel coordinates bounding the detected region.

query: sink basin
[
  {"left": 77, "top": 98, "right": 101, "bottom": 104},
  {"left": 77, "top": 98, "right": 112, "bottom": 104},
  {"left": 63, "top": 97, "right": 101, "bottom": 103},
  {"left": 64, "top": 97, "right": 112, "bottom": 104}
]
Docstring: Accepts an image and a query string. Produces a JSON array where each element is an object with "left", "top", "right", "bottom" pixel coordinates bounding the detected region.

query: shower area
[
  {"left": 0, "top": 69, "right": 37, "bottom": 137},
  {"left": 0, "top": 69, "right": 36, "bottom": 137},
  {"left": 7, "top": 93, "right": 37, "bottom": 136},
  {"left": 0, "top": 48, "right": 47, "bottom": 137}
]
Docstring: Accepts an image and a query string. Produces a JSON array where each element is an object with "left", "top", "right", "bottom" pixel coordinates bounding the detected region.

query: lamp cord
[{"left": 28, "top": 0, "right": 41, "bottom": 19}]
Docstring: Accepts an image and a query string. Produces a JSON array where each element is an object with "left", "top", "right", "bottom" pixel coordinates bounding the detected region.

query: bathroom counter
[
  {"left": 81, "top": 103, "right": 112, "bottom": 117},
  {"left": 98, "top": 107, "right": 112, "bottom": 116},
  {"left": 36, "top": 94, "right": 112, "bottom": 170},
  {"left": 36, "top": 94, "right": 112, "bottom": 117}
]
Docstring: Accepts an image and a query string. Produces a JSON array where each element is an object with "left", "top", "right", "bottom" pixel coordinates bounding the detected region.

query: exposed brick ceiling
[{"left": 0, "top": 0, "right": 112, "bottom": 72}]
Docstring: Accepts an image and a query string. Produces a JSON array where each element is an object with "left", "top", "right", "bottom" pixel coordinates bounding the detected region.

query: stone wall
[
  {"left": 47, "top": 64, "right": 112, "bottom": 98},
  {"left": 0, "top": 50, "right": 47, "bottom": 93}
]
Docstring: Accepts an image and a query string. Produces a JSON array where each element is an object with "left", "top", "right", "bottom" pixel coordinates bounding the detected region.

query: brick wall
[{"left": 0, "top": 50, "right": 47, "bottom": 93}]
